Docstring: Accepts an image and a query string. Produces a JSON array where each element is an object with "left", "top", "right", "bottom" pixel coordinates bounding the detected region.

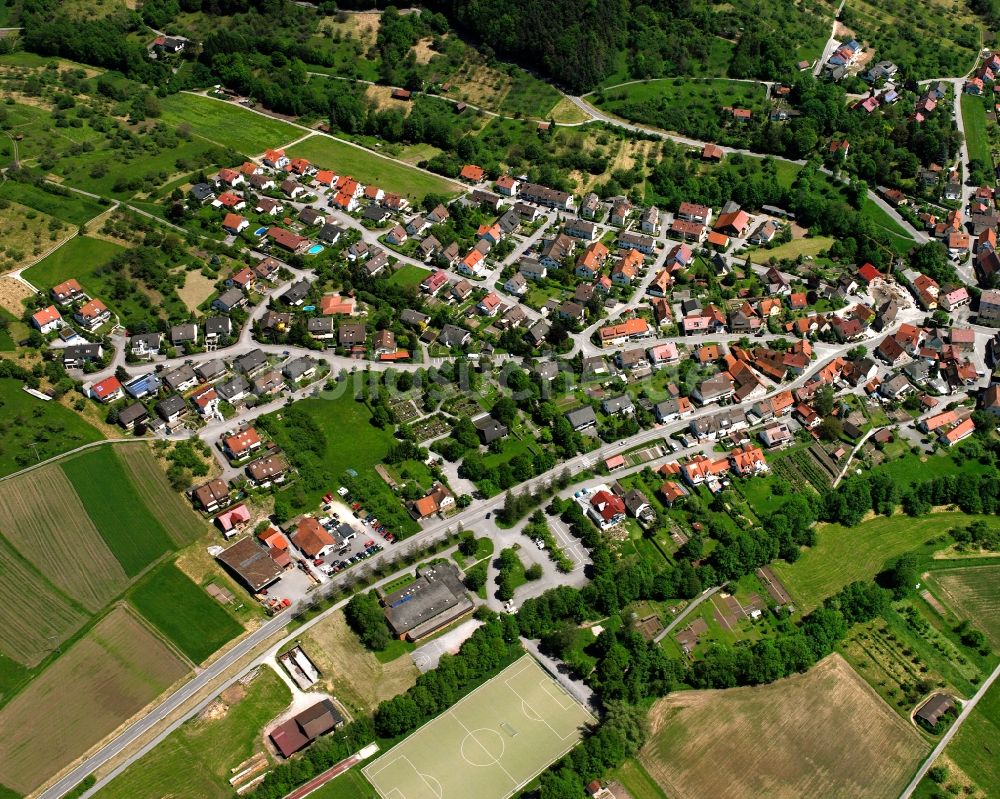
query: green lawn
[
  {"left": 129, "top": 562, "right": 243, "bottom": 664},
  {"left": 307, "top": 770, "right": 376, "bottom": 799},
  {"left": 91, "top": 667, "right": 292, "bottom": 799},
  {"left": 372, "top": 637, "right": 416, "bottom": 664},
  {"left": 961, "top": 94, "right": 991, "bottom": 169},
  {"left": 159, "top": 93, "right": 302, "bottom": 155},
  {"left": 773, "top": 159, "right": 801, "bottom": 189},
  {"left": 737, "top": 476, "right": 796, "bottom": 518},
  {"left": 748, "top": 236, "right": 835, "bottom": 264},
  {"left": 0, "top": 379, "right": 103, "bottom": 478},
  {"left": 21, "top": 236, "right": 124, "bottom": 292},
  {"left": 385, "top": 264, "right": 431, "bottom": 289},
  {"left": 610, "top": 758, "right": 669, "bottom": 799},
  {"left": 0, "top": 308, "right": 19, "bottom": 351},
  {"left": 60, "top": 447, "right": 174, "bottom": 577},
  {"left": 860, "top": 198, "right": 916, "bottom": 255},
  {"left": 286, "top": 135, "right": 460, "bottom": 201},
  {"left": 773, "top": 512, "right": 989, "bottom": 612},
  {"left": 871, "top": 450, "right": 991, "bottom": 487},
  {"left": 264, "top": 391, "right": 396, "bottom": 507},
  {"left": 0, "top": 181, "right": 105, "bottom": 226}
]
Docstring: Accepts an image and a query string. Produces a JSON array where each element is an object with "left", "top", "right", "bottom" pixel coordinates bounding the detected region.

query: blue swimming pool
[
  {"left": 307, "top": 244, "right": 325, "bottom": 255},
  {"left": 254, "top": 226, "right": 268, "bottom": 236}
]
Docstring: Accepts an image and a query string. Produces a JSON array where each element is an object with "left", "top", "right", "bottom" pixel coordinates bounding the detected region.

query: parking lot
[{"left": 307, "top": 493, "right": 397, "bottom": 580}]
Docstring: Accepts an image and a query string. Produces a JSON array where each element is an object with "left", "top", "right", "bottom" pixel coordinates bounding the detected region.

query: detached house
[
  {"left": 223, "top": 427, "right": 263, "bottom": 460},
  {"left": 87, "top": 376, "right": 123, "bottom": 404},
  {"left": 74, "top": 299, "right": 110, "bottom": 331},
  {"left": 588, "top": 490, "right": 626, "bottom": 530},
  {"left": 129, "top": 332, "right": 162, "bottom": 359},
  {"left": 51, "top": 278, "right": 85, "bottom": 306},
  {"left": 31, "top": 305, "right": 62, "bottom": 334},
  {"left": 641, "top": 206, "right": 660, "bottom": 234}
]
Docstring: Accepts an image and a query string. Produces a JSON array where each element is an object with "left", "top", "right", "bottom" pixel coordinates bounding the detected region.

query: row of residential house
[{"left": 32, "top": 279, "right": 112, "bottom": 337}]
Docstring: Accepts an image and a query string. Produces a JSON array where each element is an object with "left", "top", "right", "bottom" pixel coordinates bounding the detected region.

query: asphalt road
[{"left": 40, "top": 311, "right": 914, "bottom": 798}]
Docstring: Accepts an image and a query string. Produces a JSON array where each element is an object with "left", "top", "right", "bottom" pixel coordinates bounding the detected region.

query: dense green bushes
[{"left": 372, "top": 614, "right": 522, "bottom": 737}]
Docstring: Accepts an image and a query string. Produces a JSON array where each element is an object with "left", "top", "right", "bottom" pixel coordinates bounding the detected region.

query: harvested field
[
  {"left": 0, "top": 276, "right": 34, "bottom": 316},
  {"left": 0, "top": 606, "right": 188, "bottom": 795},
  {"left": 0, "top": 464, "right": 128, "bottom": 611},
  {"left": 298, "top": 611, "right": 418, "bottom": 716},
  {"left": 177, "top": 268, "right": 217, "bottom": 313},
  {"left": 0, "top": 536, "right": 87, "bottom": 667},
  {"left": 115, "top": 444, "right": 207, "bottom": 547},
  {"left": 639, "top": 654, "right": 927, "bottom": 799},
  {"left": 928, "top": 565, "right": 1000, "bottom": 649},
  {"left": 365, "top": 85, "right": 413, "bottom": 115}
]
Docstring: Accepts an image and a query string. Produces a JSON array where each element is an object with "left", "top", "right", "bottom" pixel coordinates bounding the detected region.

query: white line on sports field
[{"left": 450, "top": 713, "right": 518, "bottom": 786}]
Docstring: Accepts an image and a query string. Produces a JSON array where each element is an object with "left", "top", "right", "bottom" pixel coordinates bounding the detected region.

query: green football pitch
[{"left": 363, "top": 655, "right": 594, "bottom": 799}]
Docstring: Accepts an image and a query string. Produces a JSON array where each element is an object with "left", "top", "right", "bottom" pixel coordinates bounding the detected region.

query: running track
[{"left": 283, "top": 754, "right": 361, "bottom": 799}]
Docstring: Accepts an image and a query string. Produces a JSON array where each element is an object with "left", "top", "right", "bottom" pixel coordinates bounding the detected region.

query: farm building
[
  {"left": 217, "top": 536, "right": 283, "bottom": 592},
  {"left": 269, "top": 699, "right": 345, "bottom": 758},
  {"left": 915, "top": 694, "right": 955, "bottom": 728}
]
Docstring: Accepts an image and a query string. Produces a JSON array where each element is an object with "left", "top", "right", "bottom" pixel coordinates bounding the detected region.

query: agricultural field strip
[
  {"left": 639, "top": 655, "right": 928, "bottom": 799},
  {"left": 0, "top": 536, "right": 87, "bottom": 668},
  {"left": 0, "top": 606, "right": 188, "bottom": 795},
  {"left": 0, "top": 464, "right": 128, "bottom": 611},
  {"left": 60, "top": 447, "right": 175, "bottom": 578},
  {"left": 115, "top": 445, "right": 206, "bottom": 548}
]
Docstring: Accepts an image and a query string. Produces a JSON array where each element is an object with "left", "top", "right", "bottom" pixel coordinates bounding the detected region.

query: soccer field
[{"left": 363, "top": 656, "right": 594, "bottom": 799}]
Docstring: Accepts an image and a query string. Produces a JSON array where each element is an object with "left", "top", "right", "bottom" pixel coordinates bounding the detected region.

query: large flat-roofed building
[{"left": 380, "top": 563, "right": 474, "bottom": 642}]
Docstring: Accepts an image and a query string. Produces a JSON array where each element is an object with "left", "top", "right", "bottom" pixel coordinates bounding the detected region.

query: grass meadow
[
  {"left": 944, "top": 678, "right": 1000, "bottom": 797},
  {"left": 0, "top": 181, "right": 106, "bottom": 226},
  {"left": 286, "top": 135, "right": 460, "bottom": 201},
  {"left": 159, "top": 93, "right": 301, "bottom": 155},
  {"left": 21, "top": 235, "right": 125, "bottom": 294},
  {"left": 773, "top": 512, "right": 989, "bottom": 612},
  {"left": 60, "top": 446, "right": 175, "bottom": 576},
  {"left": 0, "top": 378, "right": 103, "bottom": 477},
  {"left": 129, "top": 562, "right": 243, "bottom": 664}
]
